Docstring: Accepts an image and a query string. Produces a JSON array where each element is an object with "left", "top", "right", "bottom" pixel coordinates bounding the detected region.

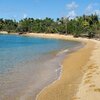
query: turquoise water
[{"left": 0, "top": 34, "right": 81, "bottom": 100}]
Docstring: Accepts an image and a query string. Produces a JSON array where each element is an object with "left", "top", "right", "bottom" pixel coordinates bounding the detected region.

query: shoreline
[
  {"left": 0, "top": 32, "right": 99, "bottom": 100},
  {"left": 36, "top": 39, "right": 95, "bottom": 100},
  {"left": 21, "top": 33, "right": 99, "bottom": 100},
  {"left": 21, "top": 33, "right": 87, "bottom": 100},
  {"left": 20, "top": 33, "right": 98, "bottom": 100},
  {"left": 0, "top": 31, "right": 19, "bottom": 35},
  {"left": 22, "top": 33, "right": 85, "bottom": 41}
]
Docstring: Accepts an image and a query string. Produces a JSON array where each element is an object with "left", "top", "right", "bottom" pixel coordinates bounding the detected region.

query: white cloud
[
  {"left": 85, "top": 4, "right": 93, "bottom": 14},
  {"left": 87, "top": 4, "right": 92, "bottom": 11},
  {"left": 67, "top": 10, "right": 77, "bottom": 19},
  {"left": 66, "top": 1, "right": 78, "bottom": 19},
  {"left": 94, "top": 10, "right": 100, "bottom": 16},
  {"left": 85, "top": 3, "right": 100, "bottom": 15},
  {"left": 23, "top": 13, "right": 27, "bottom": 19},
  {"left": 66, "top": 1, "right": 78, "bottom": 10}
]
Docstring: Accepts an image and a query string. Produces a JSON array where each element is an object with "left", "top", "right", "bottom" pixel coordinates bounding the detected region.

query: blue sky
[{"left": 0, "top": 0, "right": 100, "bottom": 20}]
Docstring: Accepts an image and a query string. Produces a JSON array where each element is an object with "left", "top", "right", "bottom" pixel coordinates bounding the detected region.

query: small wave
[{"left": 57, "top": 49, "right": 69, "bottom": 56}]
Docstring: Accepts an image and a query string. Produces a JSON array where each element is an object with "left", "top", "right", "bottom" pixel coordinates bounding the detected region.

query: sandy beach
[
  {"left": 22, "top": 33, "right": 79, "bottom": 41},
  {"left": 0, "top": 0, "right": 99, "bottom": 99},
  {"left": 0, "top": 32, "right": 100, "bottom": 100},
  {"left": 75, "top": 40, "right": 100, "bottom": 100},
  {"left": 0, "top": 31, "right": 8, "bottom": 34},
  {"left": 36, "top": 40, "right": 95, "bottom": 100},
  {"left": 22, "top": 33, "right": 100, "bottom": 100}
]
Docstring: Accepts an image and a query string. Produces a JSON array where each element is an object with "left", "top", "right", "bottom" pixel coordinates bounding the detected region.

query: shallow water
[{"left": 0, "top": 34, "right": 81, "bottom": 100}]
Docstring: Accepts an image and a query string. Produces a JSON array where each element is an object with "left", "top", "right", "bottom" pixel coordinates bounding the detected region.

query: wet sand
[
  {"left": 1, "top": 32, "right": 99, "bottom": 100},
  {"left": 23, "top": 33, "right": 100, "bottom": 100},
  {"left": 36, "top": 39, "right": 95, "bottom": 100},
  {"left": 22, "top": 33, "right": 100, "bottom": 100}
]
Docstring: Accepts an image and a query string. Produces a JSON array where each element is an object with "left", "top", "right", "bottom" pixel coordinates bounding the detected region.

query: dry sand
[
  {"left": 22, "top": 33, "right": 78, "bottom": 41},
  {"left": 24, "top": 33, "right": 100, "bottom": 100},
  {"left": 75, "top": 40, "right": 100, "bottom": 100},
  {"left": 0, "top": 31, "right": 8, "bottom": 34}
]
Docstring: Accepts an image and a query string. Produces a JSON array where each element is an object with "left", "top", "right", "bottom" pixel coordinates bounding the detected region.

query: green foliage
[
  {"left": 0, "top": 14, "right": 100, "bottom": 39},
  {"left": 67, "top": 14, "right": 99, "bottom": 38},
  {"left": 0, "top": 19, "right": 17, "bottom": 33}
]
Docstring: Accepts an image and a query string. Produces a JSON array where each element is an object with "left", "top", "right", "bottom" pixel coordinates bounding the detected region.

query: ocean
[{"left": 0, "top": 34, "right": 81, "bottom": 100}]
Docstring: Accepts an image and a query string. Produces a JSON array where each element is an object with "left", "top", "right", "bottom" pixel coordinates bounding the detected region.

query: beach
[
  {"left": 0, "top": 33, "right": 100, "bottom": 100},
  {"left": 23, "top": 33, "right": 100, "bottom": 100},
  {"left": 75, "top": 40, "right": 100, "bottom": 100},
  {"left": 0, "top": 33, "right": 82, "bottom": 100},
  {"left": 0, "top": 0, "right": 99, "bottom": 99}
]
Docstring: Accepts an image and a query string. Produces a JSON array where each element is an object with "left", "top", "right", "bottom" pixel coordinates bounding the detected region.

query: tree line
[{"left": 0, "top": 14, "right": 100, "bottom": 38}]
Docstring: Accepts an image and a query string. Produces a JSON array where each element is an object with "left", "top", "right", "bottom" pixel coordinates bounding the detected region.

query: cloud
[
  {"left": 94, "top": 10, "right": 100, "bottom": 16},
  {"left": 66, "top": 1, "right": 78, "bottom": 10},
  {"left": 85, "top": 3, "right": 100, "bottom": 15},
  {"left": 85, "top": 4, "right": 93, "bottom": 14},
  {"left": 23, "top": 13, "right": 27, "bottom": 18},
  {"left": 67, "top": 10, "right": 76, "bottom": 19},
  {"left": 86, "top": 4, "right": 92, "bottom": 12},
  {"left": 66, "top": 1, "right": 78, "bottom": 19}
]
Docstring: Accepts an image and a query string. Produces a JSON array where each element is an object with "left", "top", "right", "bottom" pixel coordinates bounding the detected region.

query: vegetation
[
  {"left": 0, "top": 14, "right": 100, "bottom": 38},
  {"left": 0, "top": 19, "right": 17, "bottom": 33}
]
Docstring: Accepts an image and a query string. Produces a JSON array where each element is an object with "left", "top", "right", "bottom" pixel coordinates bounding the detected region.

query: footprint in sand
[
  {"left": 88, "top": 65, "right": 97, "bottom": 72},
  {"left": 96, "top": 72, "right": 100, "bottom": 75},
  {"left": 96, "top": 70, "right": 100, "bottom": 75},
  {"left": 94, "top": 88, "right": 100, "bottom": 92},
  {"left": 86, "top": 72, "right": 92, "bottom": 76},
  {"left": 84, "top": 79, "right": 92, "bottom": 84},
  {"left": 86, "top": 75, "right": 92, "bottom": 79},
  {"left": 84, "top": 72, "right": 93, "bottom": 84},
  {"left": 89, "top": 84, "right": 96, "bottom": 88}
]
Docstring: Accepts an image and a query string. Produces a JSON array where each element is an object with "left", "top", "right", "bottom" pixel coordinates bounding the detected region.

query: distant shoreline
[
  {"left": 0, "top": 31, "right": 8, "bottom": 34},
  {"left": 36, "top": 40, "right": 95, "bottom": 100},
  {"left": 0, "top": 31, "right": 19, "bottom": 35},
  {"left": 22, "top": 33, "right": 85, "bottom": 42}
]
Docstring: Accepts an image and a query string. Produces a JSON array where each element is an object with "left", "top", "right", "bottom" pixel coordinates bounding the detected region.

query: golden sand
[
  {"left": 24, "top": 33, "right": 100, "bottom": 100},
  {"left": 0, "top": 31, "right": 8, "bottom": 34},
  {"left": 23, "top": 33, "right": 77, "bottom": 41},
  {"left": 36, "top": 40, "right": 95, "bottom": 100},
  {"left": 75, "top": 40, "right": 100, "bottom": 100}
]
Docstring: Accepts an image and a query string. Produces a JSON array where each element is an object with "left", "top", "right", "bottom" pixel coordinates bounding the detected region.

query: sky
[{"left": 0, "top": 0, "right": 100, "bottom": 20}]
